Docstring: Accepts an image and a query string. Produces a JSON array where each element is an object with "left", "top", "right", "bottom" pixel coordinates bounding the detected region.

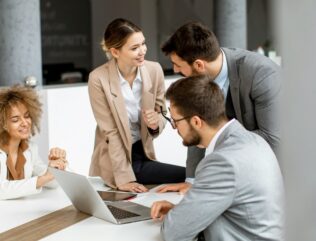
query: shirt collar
[
  {"left": 117, "top": 66, "right": 142, "bottom": 86},
  {"left": 205, "top": 119, "right": 235, "bottom": 156},
  {"left": 213, "top": 49, "right": 228, "bottom": 90}
]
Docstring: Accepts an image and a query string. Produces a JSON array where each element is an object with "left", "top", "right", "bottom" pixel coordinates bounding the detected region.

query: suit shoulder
[
  {"left": 89, "top": 63, "right": 108, "bottom": 79},
  {"left": 199, "top": 151, "right": 234, "bottom": 171},
  {"left": 88, "top": 63, "right": 110, "bottom": 89},
  {"left": 226, "top": 47, "right": 279, "bottom": 71}
]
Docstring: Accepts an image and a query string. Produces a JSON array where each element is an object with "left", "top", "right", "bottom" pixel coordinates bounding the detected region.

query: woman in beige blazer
[{"left": 88, "top": 18, "right": 185, "bottom": 193}]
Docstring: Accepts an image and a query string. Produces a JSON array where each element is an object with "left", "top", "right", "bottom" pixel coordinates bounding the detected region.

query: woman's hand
[
  {"left": 48, "top": 147, "right": 66, "bottom": 161},
  {"left": 142, "top": 109, "right": 159, "bottom": 131},
  {"left": 118, "top": 182, "right": 148, "bottom": 193},
  {"left": 36, "top": 171, "right": 54, "bottom": 188},
  {"left": 48, "top": 147, "right": 67, "bottom": 170},
  {"left": 156, "top": 182, "right": 192, "bottom": 195},
  {"left": 49, "top": 159, "right": 67, "bottom": 170}
]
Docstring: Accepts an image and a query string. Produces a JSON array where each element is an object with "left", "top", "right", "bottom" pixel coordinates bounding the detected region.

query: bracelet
[{"left": 148, "top": 127, "right": 159, "bottom": 134}]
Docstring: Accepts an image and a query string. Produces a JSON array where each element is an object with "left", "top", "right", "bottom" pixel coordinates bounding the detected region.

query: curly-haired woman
[{"left": 0, "top": 85, "right": 67, "bottom": 200}]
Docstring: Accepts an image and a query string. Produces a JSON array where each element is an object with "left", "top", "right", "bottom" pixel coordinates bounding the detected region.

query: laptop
[{"left": 49, "top": 167, "right": 151, "bottom": 224}]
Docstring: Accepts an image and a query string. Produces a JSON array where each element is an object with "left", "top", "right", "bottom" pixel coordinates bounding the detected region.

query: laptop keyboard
[{"left": 107, "top": 205, "right": 140, "bottom": 219}]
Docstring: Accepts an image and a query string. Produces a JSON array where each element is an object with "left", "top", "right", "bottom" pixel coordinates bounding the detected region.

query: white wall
[
  {"left": 279, "top": 0, "right": 316, "bottom": 240},
  {"left": 33, "top": 84, "right": 96, "bottom": 175},
  {"left": 34, "top": 77, "right": 186, "bottom": 176}
]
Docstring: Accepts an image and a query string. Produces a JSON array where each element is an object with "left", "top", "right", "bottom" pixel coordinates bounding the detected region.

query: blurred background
[
  {"left": 1, "top": 0, "right": 279, "bottom": 86},
  {"left": 1, "top": 1, "right": 316, "bottom": 240}
]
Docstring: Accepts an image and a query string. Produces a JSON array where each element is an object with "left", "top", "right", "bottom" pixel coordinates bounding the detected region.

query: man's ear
[
  {"left": 110, "top": 48, "right": 119, "bottom": 58},
  {"left": 193, "top": 59, "right": 205, "bottom": 73},
  {"left": 190, "top": 115, "right": 203, "bottom": 129}
]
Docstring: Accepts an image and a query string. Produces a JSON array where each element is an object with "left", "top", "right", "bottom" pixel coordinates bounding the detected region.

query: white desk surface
[
  {"left": 0, "top": 187, "right": 71, "bottom": 233},
  {"left": 0, "top": 178, "right": 184, "bottom": 241}
]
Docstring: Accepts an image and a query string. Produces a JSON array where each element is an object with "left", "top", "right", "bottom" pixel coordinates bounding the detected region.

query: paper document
[
  {"left": 131, "top": 184, "right": 184, "bottom": 207},
  {"left": 88, "top": 176, "right": 111, "bottom": 191}
]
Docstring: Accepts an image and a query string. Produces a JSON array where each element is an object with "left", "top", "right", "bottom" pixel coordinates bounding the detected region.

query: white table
[
  {"left": 42, "top": 214, "right": 163, "bottom": 241},
  {"left": 0, "top": 187, "right": 71, "bottom": 233},
  {"left": 0, "top": 181, "right": 183, "bottom": 241}
]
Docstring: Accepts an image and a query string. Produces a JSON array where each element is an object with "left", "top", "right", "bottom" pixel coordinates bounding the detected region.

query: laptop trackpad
[{"left": 109, "top": 201, "right": 150, "bottom": 215}]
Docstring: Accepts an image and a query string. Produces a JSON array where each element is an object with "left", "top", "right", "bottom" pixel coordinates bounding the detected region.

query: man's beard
[
  {"left": 182, "top": 124, "right": 201, "bottom": 147},
  {"left": 179, "top": 66, "right": 200, "bottom": 77}
]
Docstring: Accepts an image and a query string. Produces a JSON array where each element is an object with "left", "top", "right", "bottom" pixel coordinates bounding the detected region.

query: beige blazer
[{"left": 88, "top": 59, "right": 166, "bottom": 188}]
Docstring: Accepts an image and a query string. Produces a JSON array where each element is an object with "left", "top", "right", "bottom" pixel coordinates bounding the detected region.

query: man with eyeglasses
[
  {"left": 160, "top": 106, "right": 192, "bottom": 129},
  {"left": 157, "top": 21, "right": 281, "bottom": 195},
  {"left": 151, "top": 75, "right": 284, "bottom": 241}
]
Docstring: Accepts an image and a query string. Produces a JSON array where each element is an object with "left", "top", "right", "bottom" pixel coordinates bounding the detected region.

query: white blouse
[
  {"left": 117, "top": 67, "right": 142, "bottom": 144},
  {"left": 0, "top": 141, "right": 55, "bottom": 200}
]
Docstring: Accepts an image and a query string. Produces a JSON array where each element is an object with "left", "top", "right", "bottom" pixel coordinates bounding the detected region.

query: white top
[
  {"left": 118, "top": 67, "right": 142, "bottom": 143},
  {"left": 0, "top": 141, "right": 55, "bottom": 200},
  {"left": 205, "top": 119, "right": 235, "bottom": 156}
]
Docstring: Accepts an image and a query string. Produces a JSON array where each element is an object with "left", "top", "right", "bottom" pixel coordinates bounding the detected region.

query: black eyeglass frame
[{"left": 160, "top": 106, "right": 192, "bottom": 129}]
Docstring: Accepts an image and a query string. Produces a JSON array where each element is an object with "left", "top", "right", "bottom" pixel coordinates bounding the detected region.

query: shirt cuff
[{"left": 185, "top": 178, "right": 195, "bottom": 184}]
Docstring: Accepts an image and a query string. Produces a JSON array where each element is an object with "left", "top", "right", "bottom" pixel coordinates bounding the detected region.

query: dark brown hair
[
  {"left": 0, "top": 85, "right": 42, "bottom": 145},
  {"left": 162, "top": 21, "right": 221, "bottom": 64},
  {"left": 166, "top": 75, "right": 226, "bottom": 127},
  {"left": 100, "top": 18, "right": 142, "bottom": 58}
]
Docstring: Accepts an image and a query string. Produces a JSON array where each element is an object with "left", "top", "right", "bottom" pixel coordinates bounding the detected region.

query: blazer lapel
[
  {"left": 223, "top": 48, "right": 243, "bottom": 123},
  {"left": 140, "top": 64, "right": 154, "bottom": 140},
  {"left": 107, "top": 59, "right": 132, "bottom": 148},
  {"left": 140, "top": 64, "right": 154, "bottom": 109}
]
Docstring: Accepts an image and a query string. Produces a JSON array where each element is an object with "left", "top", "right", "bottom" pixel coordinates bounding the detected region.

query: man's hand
[
  {"left": 118, "top": 182, "right": 148, "bottom": 193},
  {"left": 151, "top": 200, "right": 174, "bottom": 221},
  {"left": 156, "top": 182, "right": 192, "bottom": 194}
]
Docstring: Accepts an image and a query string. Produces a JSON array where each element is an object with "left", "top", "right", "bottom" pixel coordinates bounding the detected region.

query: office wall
[
  {"left": 90, "top": 0, "right": 157, "bottom": 68},
  {"left": 38, "top": 0, "right": 275, "bottom": 80},
  {"left": 280, "top": 0, "right": 316, "bottom": 240},
  {"left": 90, "top": 0, "right": 214, "bottom": 70}
]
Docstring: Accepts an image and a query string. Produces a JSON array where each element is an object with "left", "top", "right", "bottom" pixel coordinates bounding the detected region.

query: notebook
[{"left": 49, "top": 168, "right": 151, "bottom": 224}]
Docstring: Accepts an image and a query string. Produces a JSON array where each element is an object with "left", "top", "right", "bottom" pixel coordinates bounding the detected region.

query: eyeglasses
[{"left": 160, "top": 106, "right": 192, "bottom": 129}]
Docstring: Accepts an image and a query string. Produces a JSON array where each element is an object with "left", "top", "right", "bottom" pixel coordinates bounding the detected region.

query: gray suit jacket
[
  {"left": 186, "top": 48, "right": 281, "bottom": 178},
  {"left": 161, "top": 121, "right": 284, "bottom": 241}
]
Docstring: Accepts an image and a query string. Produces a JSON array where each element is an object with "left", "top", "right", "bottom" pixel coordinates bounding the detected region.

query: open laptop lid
[{"left": 49, "top": 167, "right": 117, "bottom": 223}]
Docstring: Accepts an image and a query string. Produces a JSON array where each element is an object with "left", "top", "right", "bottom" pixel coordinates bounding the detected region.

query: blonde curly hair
[{"left": 0, "top": 85, "right": 42, "bottom": 145}]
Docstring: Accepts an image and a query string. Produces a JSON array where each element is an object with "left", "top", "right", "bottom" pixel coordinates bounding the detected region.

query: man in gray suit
[
  {"left": 151, "top": 75, "right": 284, "bottom": 241},
  {"left": 158, "top": 21, "right": 281, "bottom": 194}
]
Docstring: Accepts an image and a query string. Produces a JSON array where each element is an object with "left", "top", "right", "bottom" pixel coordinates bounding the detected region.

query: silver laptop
[{"left": 49, "top": 167, "right": 151, "bottom": 224}]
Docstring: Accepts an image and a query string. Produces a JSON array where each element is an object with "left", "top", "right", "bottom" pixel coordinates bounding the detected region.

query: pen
[{"left": 101, "top": 190, "right": 139, "bottom": 195}]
